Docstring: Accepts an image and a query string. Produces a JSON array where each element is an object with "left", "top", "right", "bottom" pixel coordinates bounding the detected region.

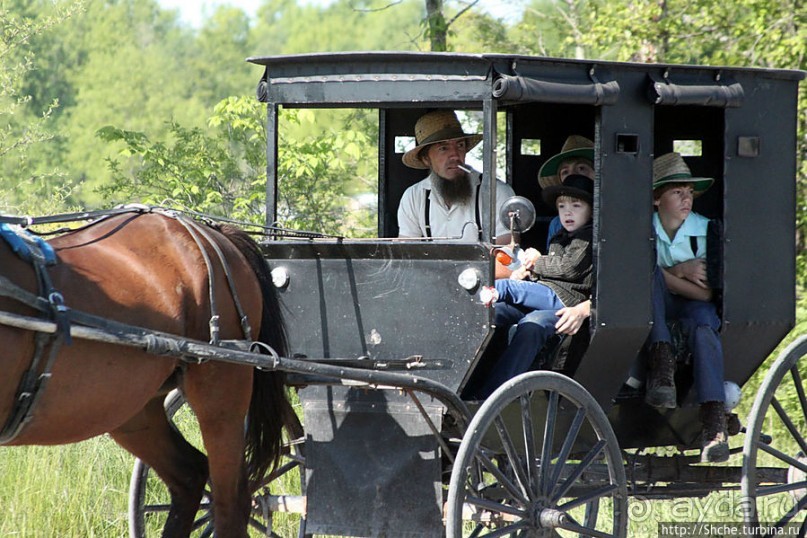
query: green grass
[{"left": 0, "top": 437, "right": 133, "bottom": 537}]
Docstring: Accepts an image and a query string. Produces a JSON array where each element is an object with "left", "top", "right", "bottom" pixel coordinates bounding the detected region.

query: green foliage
[
  {"left": 0, "top": 1, "right": 83, "bottom": 202},
  {"left": 98, "top": 97, "right": 375, "bottom": 235}
]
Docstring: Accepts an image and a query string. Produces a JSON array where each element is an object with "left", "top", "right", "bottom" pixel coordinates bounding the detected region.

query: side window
[{"left": 277, "top": 108, "right": 379, "bottom": 237}]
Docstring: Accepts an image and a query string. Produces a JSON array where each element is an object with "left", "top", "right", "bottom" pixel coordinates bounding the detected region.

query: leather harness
[{"left": 0, "top": 207, "right": 252, "bottom": 445}]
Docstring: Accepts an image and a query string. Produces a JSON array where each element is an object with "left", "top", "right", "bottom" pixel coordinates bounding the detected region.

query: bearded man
[{"left": 397, "top": 110, "right": 515, "bottom": 242}]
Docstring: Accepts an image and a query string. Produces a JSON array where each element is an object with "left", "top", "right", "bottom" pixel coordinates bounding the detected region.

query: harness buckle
[
  {"left": 209, "top": 315, "right": 221, "bottom": 345},
  {"left": 48, "top": 291, "right": 68, "bottom": 312}
]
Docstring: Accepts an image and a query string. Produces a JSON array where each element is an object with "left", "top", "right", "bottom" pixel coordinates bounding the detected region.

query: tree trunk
[{"left": 425, "top": 0, "right": 447, "bottom": 52}]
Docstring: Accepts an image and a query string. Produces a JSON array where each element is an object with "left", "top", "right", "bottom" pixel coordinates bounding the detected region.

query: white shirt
[
  {"left": 653, "top": 211, "right": 709, "bottom": 268},
  {"left": 397, "top": 172, "right": 516, "bottom": 241}
]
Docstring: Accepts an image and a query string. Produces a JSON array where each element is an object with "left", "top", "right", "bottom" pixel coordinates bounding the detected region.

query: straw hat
[
  {"left": 541, "top": 174, "right": 594, "bottom": 206},
  {"left": 538, "top": 135, "right": 595, "bottom": 189},
  {"left": 402, "top": 110, "right": 483, "bottom": 169},
  {"left": 653, "top": 152, "right": 713, "bottom": 196}
]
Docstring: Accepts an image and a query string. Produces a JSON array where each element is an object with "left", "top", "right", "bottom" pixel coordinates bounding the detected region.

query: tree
[
  {"left": 98, "top": 96, "right": 374, "bottom": 235},
  {"left": 0, "top": 0, "right": 84, "bottom": 210}
]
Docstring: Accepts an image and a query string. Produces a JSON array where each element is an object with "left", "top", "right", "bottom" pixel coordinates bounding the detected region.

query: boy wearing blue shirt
[{"left": 646, "top": 152, "right": 728, "bottom": 463}]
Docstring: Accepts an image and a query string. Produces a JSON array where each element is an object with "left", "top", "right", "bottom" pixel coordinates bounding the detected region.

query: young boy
[
  {"left": 476, "top": 174, "right": 594, "bottom": 397},
  {"left": 645, "top": 152, "right": 728, "bottom": 463},
  {"left": 538, "top": 135, "right": 595, "bottom": 250}
]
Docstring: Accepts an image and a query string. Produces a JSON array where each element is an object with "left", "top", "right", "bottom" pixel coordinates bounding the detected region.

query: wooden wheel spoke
[
  {"left": 261, "top": 458, "right": 302, "bottom": 484},
  {"left": 248, "top": 517, "right": 268, "bottom": 532},
  {"left": 771, "top": 396, "right": 807, "bottom": 456},
  {"left": 557, "top": 517, "right": 618, "bottom": 538},
  {"left": 539, "top": 390, "right": 559, "bottom": 497},
  {"left": 548, "top": 406, "right": 587, "bottom": 494},
  {"left": 790, "top": 367, "right": 807, "bottom": 434},
  {"left": 493, "top": 413, "right": 532, "bottom": 500},
  {"left": 520, "top": 392, "right": 538, "bottom": 499},
  {"left": 480, "top": 522, "right": 531, "bottom": 538},
  {"left": 759, "top": 442, "right": 807, "bottom": 474},
  {"left": 558, "top": 483, "right": 619, "bottom": 511},
  {"left": 757, "top": 479, "right": 807, "bottom": 497},
  {"left": 474, "top": 448, "right": 530, "bottom": 506},
  {"left": 770, "top": 494, "right": 807, "bottom": 530},
  {"left": 551, "top": 440, "right": 606, "bottom": 503},
  {"left": 142, "top": 502, "right": 171, "bottom": 513},
  {"left": 192, "top": 512, "right": 213, "bottom": 532},
  {"left": 465, "top": 493, "right": 528, "bottom": 519}
]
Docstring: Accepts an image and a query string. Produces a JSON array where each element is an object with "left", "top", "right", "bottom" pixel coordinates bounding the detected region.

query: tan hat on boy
[
  {"left": 402, "top": 110, "right": 483, "bottom": 169},
  {"left": 653, "top": 152, "right": 713, "bottom": 196},
  {"left": 538, "top": 135, "right": 594, "bottom": 189}
]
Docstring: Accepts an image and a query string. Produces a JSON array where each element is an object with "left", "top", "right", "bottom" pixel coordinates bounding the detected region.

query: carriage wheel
[
  {"left": 446, "top": 371, "right": 627, "bottom": 537},
  {"left": 128, "top": 389, "right": 308, "bottom": 537},
  {"left": 742, "top": 336, "right": 807, "bottom": 535}
]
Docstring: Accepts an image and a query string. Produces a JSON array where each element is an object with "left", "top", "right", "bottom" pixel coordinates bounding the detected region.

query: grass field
[
  {"left": 0, "top": 439, "right": 762, "bottom": 537},
  {"left": 0, "top": 437, "right": 133, "bottom": 537}
]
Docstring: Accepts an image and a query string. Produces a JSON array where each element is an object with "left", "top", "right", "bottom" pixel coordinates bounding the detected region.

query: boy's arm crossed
[{"left": 661, "top": 266, "right": 713, "bottom": 302}]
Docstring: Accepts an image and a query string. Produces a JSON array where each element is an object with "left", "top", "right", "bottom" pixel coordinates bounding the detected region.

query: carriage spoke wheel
[
  {"left": 742, "top": 336, "right": 807, "bottom": 536},
  {"left": 128, "top": 389, "right": 308, "bottom": 537},
  {"left": 446, "top": 371, "right": 627, "bottom": 538}
]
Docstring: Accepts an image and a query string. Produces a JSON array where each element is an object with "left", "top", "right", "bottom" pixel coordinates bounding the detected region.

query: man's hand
[{"left": 669, "top": 258, "right": 708, "bottom": 288}]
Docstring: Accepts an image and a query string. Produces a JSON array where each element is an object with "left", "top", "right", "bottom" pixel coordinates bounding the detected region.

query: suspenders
[{"left": 423, "top": 183, "right": 483, "bottom": 240}]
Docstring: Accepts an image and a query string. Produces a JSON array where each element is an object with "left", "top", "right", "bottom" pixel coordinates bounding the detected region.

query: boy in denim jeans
[
  {"left": 645, "top": 152, "right": 727, "bottom": 463},
  {"left": 476, "top": 174, "right": 594, "bottom": 397}
]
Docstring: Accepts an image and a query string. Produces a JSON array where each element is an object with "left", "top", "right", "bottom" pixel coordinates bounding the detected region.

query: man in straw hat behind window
[{"left": 397, "top": 110, "right": 515, "bottom": 242}]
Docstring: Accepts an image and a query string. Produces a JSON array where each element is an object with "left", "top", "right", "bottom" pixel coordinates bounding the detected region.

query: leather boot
[
  {"left": 700, "top": 401, "right": 729, "bottom": 463},
  {"left": 644, "top": 342, "right": 677, "bottom": 409}
]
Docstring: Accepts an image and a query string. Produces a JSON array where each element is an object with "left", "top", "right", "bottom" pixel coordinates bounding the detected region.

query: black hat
[{"left": 541, "top": 174, "right": 594, "bottom": 206}]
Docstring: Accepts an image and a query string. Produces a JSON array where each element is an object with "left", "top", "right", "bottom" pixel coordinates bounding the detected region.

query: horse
[{"left": 0, "top": 208, "right": 295, "bottom": 537}]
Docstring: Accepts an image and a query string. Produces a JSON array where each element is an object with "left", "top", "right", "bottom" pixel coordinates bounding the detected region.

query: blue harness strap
[{"left": 0, "top": 223, "right": 57, "bottom": 265}]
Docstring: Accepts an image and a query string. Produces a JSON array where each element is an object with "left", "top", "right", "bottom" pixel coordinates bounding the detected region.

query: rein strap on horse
[{"left": 170, "top": 213, "right": 253, "bottom": 344}]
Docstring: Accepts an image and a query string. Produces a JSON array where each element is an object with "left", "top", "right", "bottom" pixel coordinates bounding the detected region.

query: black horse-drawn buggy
[{"left": 1, "top": 52, "right": 805, "bottom": 537}]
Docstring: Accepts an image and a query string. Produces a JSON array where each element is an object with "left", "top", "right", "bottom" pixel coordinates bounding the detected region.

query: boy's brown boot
[
  {"left": 644, "top": 342, "right": 677, "bottom": 409},
  {"left": 700, "top": 401, "right": 729, "bottom": 463}
]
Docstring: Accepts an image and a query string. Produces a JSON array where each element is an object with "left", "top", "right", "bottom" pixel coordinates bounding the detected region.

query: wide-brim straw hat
[
  {"left": 538, "top": 135, "right": 595, "bottom": 189},
  {"left": 541, "top": 173, "right": 594, "bottom": 206},
  {"left": 402, "top": 110, "right": 483, "bottom": 169},
  {"left": 653, "top": 152, "right": 713, "bottom": 196}
]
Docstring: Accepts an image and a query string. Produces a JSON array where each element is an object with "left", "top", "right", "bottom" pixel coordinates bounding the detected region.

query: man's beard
[{"left": 432, "top": 172, "right": 472, "bottom": 207}]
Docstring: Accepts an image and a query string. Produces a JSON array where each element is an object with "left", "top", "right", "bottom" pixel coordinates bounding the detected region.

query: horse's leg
[
  {"left": 182, "top": 362, "right": 254, "bottom": 537},
  {"left": 110, "top": 396, "right": 209, "bottom": 538}
]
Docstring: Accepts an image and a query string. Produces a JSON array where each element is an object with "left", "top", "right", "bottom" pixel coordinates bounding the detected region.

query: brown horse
[{"left": 0, "top": 209, "right": 294, "bottom": 537}]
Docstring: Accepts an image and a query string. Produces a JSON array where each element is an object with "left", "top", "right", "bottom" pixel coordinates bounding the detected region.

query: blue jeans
[
  {"left": 477, "top": 287, "right": 564, "bottom": 398},
  {"left": 650, "top": 266, "right": 724, "bottom": 403},
  {"left": 494, "top": 279, "right": 566, "bottom": 312}
]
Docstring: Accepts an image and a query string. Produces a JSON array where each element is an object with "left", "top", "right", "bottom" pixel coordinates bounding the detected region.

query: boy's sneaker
[{"left": 479, "top": 286, "right": 499, "bottom": 307}]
